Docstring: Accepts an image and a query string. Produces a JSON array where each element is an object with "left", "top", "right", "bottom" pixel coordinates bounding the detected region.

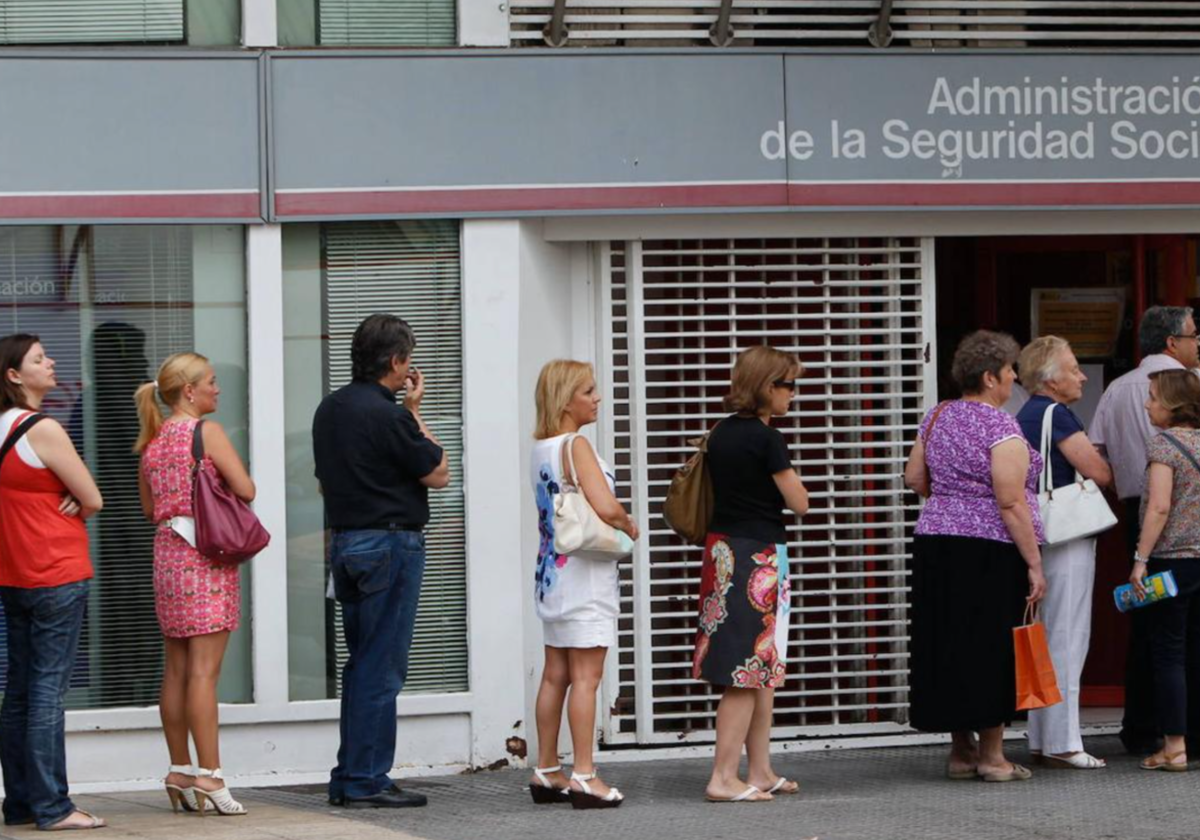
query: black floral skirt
[{"left": 692, "top": 533, "right": 790, "bottom": 689}]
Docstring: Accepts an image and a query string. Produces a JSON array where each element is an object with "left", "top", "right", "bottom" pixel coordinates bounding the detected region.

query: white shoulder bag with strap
[
  {"left": 552, "top": 434, "right": 634, "bottom": 562},
  {"left": 1036, "top": 402, "right": 1117, "bottom": 546}
]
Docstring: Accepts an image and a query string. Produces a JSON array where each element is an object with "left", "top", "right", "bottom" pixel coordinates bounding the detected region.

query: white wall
[
  {"left": 459, "top": 0, "right": 509, "bottom": 46},
  {"left": 461, "top": 220, "right": 528, "bottom": 768}
]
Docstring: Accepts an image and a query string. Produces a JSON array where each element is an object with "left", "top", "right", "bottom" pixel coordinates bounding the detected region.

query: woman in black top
[{"left": 692, "top": 346, "right": 809, "bottom": 803}]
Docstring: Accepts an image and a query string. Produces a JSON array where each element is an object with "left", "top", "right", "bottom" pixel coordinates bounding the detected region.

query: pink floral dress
[{"left": 142, "top": 418, "right": 241, "bottom": 638}]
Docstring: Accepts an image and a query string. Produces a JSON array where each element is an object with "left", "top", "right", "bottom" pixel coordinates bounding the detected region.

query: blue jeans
[
  {"left": 328, "top": 530, "right": 426, "bottom": 801},
  {"left": 0, "top": 580, "right": 89, "bottom": 829}
]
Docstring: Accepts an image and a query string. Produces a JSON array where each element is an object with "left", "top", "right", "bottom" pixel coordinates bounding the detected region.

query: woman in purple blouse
[{"left": 903, "top": 330, "right": 1047, "bottom": 783}]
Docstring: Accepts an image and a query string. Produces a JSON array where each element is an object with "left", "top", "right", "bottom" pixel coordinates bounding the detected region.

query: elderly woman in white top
[{"left": 1015, "top": 336, "right": 1114, "bottom": 769}]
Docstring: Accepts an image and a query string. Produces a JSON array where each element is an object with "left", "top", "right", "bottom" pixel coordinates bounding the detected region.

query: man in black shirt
[{"left": 313, "top": 314, "right": 449, "bottom": 809}]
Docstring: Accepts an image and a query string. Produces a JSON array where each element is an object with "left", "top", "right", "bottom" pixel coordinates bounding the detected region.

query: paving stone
[
  {"left": 5, "top": 737, "right": 1196, "bottom": 840},
  {"left": 239, "top": 736, "right": 1200, "bottom": 840}
]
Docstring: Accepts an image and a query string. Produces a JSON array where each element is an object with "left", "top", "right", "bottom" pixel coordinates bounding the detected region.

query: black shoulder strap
[
  {"left": 191, "top": 419, "right": 207, "bottom": 464},
  {"left": 1159, "top": 431, "right": 1200, "bottom": 478},
  {"left": 0, "top": 413, "right": 48, "bottom": 468}
]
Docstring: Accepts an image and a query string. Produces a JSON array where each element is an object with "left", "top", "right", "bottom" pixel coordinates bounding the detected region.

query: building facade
[{"left": 1, "top": 0, "right": 1198, "bottom": 790}]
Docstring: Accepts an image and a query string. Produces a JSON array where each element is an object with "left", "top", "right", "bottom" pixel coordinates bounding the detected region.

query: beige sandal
[
  {"left": 978, "top": 762, "right": 1033, "bottom": 782},
  {"left": 766, "top": 777, "right": 800, "bottom": 794},
  {"left": 1141, "top": 751, "right": 1188, "bottom": 772},
  {"left": 705, "top": 785, "right": 772, "bottom": 803},
  {"left": 42, "top": 809, "right": 107, "bottom": 831}
]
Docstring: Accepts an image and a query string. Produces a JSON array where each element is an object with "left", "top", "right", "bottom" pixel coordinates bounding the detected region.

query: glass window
[
  {"left": 283, "top": 221, "right": 467, "bottom": 701},
  {"left": 278, "top": 0, "right": 455, "bottom": 47},
  {"left": 0, "top": 224, "right": 251, "bottom": 708},
  {"left": 0, "top": 0, "right": 241, "bottom": 46}
]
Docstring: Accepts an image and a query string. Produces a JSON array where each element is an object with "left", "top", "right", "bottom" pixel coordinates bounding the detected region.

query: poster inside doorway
[{"left": 1031, "top": 288, "right": 1126, "bottom": 359}]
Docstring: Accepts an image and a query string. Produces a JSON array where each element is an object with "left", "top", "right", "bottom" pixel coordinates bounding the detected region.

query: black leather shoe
[{"left": 344, "top": 790, "right": 427, "bottom": 809}]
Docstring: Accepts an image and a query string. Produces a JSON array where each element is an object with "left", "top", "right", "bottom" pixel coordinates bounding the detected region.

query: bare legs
[
  {"left": 159, "top": 631, "right": 231, "bottom": 794},
  {"left": 973, "top": 726, "right": 1016, "bottom": 777},
  {"left": 705, "top": 687, "right": 773, "bottom": 801},
  {"left": 947, "top": 731, "right": 981, "bottom": 776},
  {"left": 161, "top": 638, "right": 193, "bottom": 791},
  {"left": 532, "top": 647, "right": 571, "bottom": 790},
  {"left": 529, "top": 646, "right": 614, "bottom": 797}
]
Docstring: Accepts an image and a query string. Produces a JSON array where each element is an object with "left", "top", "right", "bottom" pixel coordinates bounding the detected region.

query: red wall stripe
[{"left": 0, "top": 193, "right": 261, "bottom": 220}]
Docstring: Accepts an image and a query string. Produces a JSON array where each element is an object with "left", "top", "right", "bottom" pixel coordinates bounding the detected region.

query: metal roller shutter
[
  {"left": 0, "top": 0, "right": 184, "bottom": 44},
  {"left": 510, "top": 1, "right": 1200, "bottom": 47},
  {"left": 322, "top": 220, "right": 468, "bottom": 695},
  {"left": 596, "top": 236, "right": 936, "bottom": 745}
]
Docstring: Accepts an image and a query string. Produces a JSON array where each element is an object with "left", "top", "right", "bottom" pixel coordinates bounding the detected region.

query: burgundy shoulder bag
[{"left": 191, "top": 420, "right": 270, "bottom": 563}]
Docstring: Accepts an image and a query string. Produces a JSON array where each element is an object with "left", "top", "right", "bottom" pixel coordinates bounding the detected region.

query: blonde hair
[
  {"left": 1018, "top": 335, "right": 1072, "bottom": 393},
  {"left": 534, "top": 359, "right": 595, "bottom": 440},
  {"left": 724, "top": 346, "right": 802, "bottom": 414},
  {"left": 133, "top": 352, "right": 211, "bottom": 453}
]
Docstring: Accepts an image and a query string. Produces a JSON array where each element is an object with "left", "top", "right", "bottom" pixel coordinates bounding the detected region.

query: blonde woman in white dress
[{"left": 528, "top": 360, "right": 639, "bottom": 810}]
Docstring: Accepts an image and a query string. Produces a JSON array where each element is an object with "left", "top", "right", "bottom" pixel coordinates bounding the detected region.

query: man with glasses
[{"left": 1092, "top": 305, "right": 1200, "bottom": 755}]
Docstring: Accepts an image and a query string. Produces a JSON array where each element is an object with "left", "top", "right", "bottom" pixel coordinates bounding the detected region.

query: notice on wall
[{"left": 1031, "top": 289, "right": 1126, "bottom": 359}]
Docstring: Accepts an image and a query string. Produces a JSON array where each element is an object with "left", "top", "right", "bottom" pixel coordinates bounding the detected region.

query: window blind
[
  {"left": 0, "top": 225, "right": 195, "bottom": 709},
  {"left": 318, "top": 0, "right": 455, "bottom": 46},
  {"left": 322, "top": 220, "right": 468, "bottom": 695},
  {"left": 0, "top": 0, "right": 184, "bottom": 44}
]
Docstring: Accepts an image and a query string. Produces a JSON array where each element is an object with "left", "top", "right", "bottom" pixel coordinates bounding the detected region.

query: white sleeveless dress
[{"left": 530, "top": 433, "right": 620, "bottom": 649}]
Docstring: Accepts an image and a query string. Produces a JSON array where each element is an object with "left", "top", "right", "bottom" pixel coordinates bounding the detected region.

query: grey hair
[
  {"left": 1140, "top": 306, "right": 1194, "bottom": 357},
  {"left": 1018, "top": 335, "right": 1071, "bottom": 394},
  {"left": 950, "top": 330, "right": 1021, "bottom": 395}
]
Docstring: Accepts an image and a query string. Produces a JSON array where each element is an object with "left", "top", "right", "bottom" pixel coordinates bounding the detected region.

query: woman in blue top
[{"left": 1016, "top": 336, "right": 1114, "bottom": 769}]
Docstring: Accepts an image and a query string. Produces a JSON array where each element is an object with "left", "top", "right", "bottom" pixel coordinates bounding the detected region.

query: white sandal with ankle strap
[
  {"left": 193, "top": 768, "right": 247, "bottom": 816},
  {"left": 164, "top": 764, "right": 200, "bottom": 813},
  {"left": 568, "top": 771, "right": 624, "bottom": 810},
  {"left": 528, "top": 765, "right": 570, "bottom": 804}
]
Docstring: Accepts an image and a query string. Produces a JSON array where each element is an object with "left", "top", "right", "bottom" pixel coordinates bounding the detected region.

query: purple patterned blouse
[{"left": 914, "top": 400, "right": 1045, "bottom": 544}]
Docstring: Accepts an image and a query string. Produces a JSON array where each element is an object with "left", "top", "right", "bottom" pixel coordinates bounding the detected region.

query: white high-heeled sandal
[
  {"left": 164, "top": 763, "right": 200, "bottom": 813},
  {"left": 193, "top": 768, "right": 247, "bottom": 816}
]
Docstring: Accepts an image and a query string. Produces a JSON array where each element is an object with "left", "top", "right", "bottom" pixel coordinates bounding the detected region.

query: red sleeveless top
[{"left": 0, "top": 410, "right": 92, "bottom": 588}]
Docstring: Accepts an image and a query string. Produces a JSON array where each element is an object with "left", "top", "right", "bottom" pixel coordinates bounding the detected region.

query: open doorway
[{"left": 933, "top": 233, "right": 1200, "bottom": 714}]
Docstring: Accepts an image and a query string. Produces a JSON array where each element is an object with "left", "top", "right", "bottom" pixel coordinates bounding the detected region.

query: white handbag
[
  {"left": 1036, "top": 402, "right": 1118, "bottom": 546},
  {"left": 552, "top": 434, "right": 635, "bottom": 562}
]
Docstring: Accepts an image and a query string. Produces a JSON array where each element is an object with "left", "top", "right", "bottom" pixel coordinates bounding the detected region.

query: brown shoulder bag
[{"left": 662, "top": 424, "right": 718, "bottom": 546}]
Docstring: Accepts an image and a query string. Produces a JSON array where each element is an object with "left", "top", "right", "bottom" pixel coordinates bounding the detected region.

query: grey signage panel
[
  {"left": 271, "top": 54, "right": 786, "bottom": 191},
  {"left": 0, "top": 56, "right": 261, "bottom": 221},
  {"left": 783, "top": 53, "right": 1200, "bottom": 184}
]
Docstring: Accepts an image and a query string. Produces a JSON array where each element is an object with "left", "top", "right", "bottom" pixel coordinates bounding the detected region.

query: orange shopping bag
[{"left": 1013, "top": 603, "right": 1063, "bottom": 711}]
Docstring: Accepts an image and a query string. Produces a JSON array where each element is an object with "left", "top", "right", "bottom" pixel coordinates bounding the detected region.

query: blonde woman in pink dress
[{"left": 134, "top": 353, "right": 255, "bottom": 816}]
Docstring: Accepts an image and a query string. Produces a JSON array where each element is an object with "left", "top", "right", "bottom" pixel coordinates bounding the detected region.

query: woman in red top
[{"left": 0, "top": 334, "right": 105, "bottom": 831}]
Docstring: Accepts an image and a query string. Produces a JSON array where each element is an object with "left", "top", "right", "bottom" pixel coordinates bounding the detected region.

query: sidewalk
[{"left": 4, "top": 736, "right": 1195, "bottom": 840}]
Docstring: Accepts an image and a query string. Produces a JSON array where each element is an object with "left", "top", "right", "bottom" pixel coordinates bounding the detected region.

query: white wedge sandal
[
  {"left": 528, "top": 765, "right": 570, "bottom": 804},
  {"left": 568, "top": 771, "right": 624, "bottom": 810},
  {"left": 164, "top": 764, "right": 200, "bottom": 813},
  {"left": 194, "top": 768, "right": 248, "bottom": 816}
]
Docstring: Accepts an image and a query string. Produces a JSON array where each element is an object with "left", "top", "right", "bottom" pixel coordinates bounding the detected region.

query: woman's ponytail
[
  {"left": 133, "top": 352, "right": 211, "bottom": 453},
  {"left": 133, "top": 381, "right": 162, "bottom": 453}
]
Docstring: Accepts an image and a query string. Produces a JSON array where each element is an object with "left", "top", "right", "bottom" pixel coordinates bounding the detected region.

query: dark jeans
[
  {"left": 1122, "top": 497, "right": 1160, "bottom": 748},
  {"left": 328, "top": 529, "right": 426, "bottom": 801},
  {"left": 0, "top": 580, "right": 89, "bottom": 829},
  {"left": 1146, "top": 557, "right": 1200, "bottom": 737}
]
